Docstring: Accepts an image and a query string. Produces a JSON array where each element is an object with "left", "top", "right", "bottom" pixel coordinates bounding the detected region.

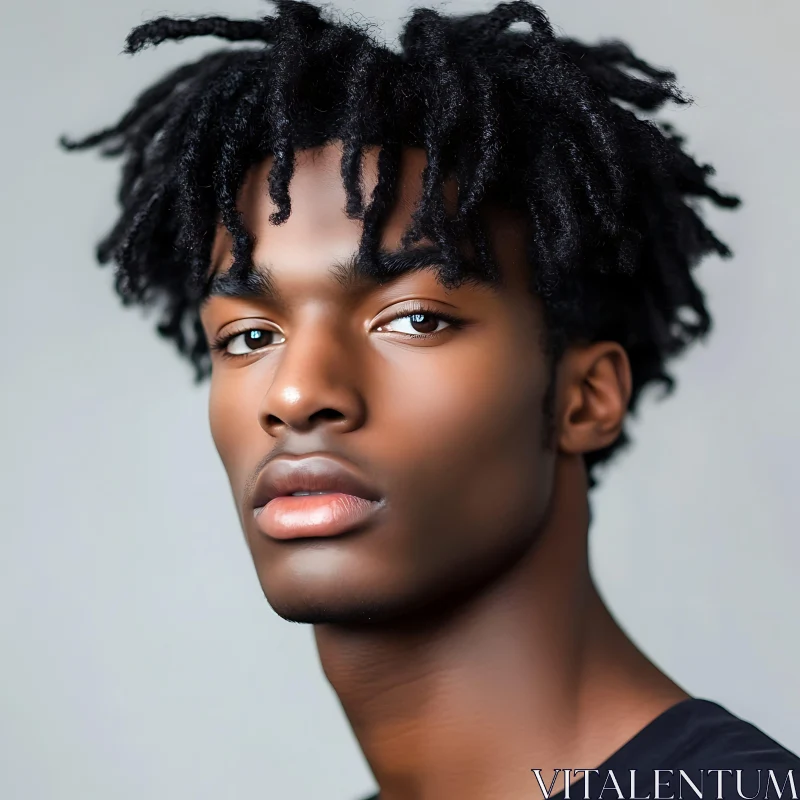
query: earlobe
[{"left": 556, "top": 342, "right": 632, "bottom": 456}]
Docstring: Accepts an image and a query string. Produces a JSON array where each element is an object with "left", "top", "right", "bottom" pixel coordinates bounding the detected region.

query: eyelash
[{"left": 209, "top": 303, "right": 465, "bottom": 361}]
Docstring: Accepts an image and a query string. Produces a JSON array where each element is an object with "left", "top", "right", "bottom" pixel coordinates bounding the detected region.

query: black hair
[{"left": 61, "top": 0, "right": 739, "bottom": 487}]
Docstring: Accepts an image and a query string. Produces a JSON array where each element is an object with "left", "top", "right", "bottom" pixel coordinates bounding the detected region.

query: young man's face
[{"left": 199, "top": 142, "right": 559, "bottom": 625}]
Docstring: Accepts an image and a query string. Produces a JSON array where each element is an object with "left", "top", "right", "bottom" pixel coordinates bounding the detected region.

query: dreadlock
[{"left": 61, "top": 0, "right": 740, "bottom": 487}]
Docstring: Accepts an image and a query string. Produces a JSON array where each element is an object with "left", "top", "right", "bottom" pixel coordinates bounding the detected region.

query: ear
[{"left": 556, "top": 341, "right": 632, "bottom": 455}]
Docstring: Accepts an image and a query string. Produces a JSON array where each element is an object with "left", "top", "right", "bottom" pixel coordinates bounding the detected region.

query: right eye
[{"left": 211, "top": 328, "right": 286, "bottom": 358}]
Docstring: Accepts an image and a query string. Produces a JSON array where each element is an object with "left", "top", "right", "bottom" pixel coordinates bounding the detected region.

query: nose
[{"left": 259, "top": 318, "right": 367, "bottom": 437}]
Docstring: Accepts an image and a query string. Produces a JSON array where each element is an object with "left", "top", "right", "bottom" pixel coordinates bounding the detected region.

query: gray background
[{"left": 2, "top": 0, "right": 798, "bottom": 798}]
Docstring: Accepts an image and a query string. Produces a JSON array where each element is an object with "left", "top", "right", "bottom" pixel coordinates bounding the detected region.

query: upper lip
[{"left": 251, "top": 455, "right": 383, "bottom": 510}]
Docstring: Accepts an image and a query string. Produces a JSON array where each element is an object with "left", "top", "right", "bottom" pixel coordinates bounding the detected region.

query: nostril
[{"left": 309, "top": 408, "right": 346, "bottom": 424}]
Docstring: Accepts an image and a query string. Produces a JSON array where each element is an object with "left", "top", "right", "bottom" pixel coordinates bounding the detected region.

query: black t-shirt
[{"left": 358, "top": 697, "right": 800, "bottom": 799}]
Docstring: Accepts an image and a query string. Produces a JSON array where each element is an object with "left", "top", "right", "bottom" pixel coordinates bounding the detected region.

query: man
[{"left": 62, "top": 1, "right": 800, "bottom": 797}]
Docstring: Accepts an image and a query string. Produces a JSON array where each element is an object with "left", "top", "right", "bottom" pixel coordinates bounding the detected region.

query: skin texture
[{"left": 199, "top": 142, "right": 689, "bottom": 800}]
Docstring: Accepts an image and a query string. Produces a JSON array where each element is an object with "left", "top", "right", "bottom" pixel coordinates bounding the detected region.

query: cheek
[
  {"left": 364, "top": 333, "right": 554, "bottom": 600},
  {"left": 208, "top": 374, "right": 262, "bottom": 491},
  {"left": 372, "top": 332, "right": 552, "bottom": 524}
]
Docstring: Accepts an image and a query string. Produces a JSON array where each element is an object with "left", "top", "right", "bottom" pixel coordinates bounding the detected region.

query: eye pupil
[
  {"left": 246, "top": 330, "right": 266, "bottom": 349},
  {"left": 409, "top": 313, "right": 438, "bottom": 334}
]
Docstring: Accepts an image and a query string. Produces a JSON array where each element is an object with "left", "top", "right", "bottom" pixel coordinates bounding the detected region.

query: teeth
[{"left": 290, "top": 491, "right": 332, "bottom": 497}]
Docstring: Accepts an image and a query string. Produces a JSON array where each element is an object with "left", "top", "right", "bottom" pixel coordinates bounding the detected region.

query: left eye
[{"left": 378, "top": 312, "right": 451, "bottom": 336}]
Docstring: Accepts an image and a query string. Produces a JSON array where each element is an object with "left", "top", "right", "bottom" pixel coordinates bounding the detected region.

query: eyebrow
[{"left": 199, "top": 245, "right": 485, "bottom": 308}]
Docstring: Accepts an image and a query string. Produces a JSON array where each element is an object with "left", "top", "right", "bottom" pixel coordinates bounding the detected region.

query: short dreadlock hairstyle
[{"left": 61, "top": 0, "right": 739, "bottom": 487}]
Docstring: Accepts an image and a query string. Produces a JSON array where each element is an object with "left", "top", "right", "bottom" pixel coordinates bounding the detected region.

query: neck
[{"left": 313, "top": 455, "right": 688, "bottom": 800}]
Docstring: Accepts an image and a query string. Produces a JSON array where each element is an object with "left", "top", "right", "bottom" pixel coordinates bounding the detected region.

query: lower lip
[{"left": 253, "top": 493, "right": 384, "bottom": 540}]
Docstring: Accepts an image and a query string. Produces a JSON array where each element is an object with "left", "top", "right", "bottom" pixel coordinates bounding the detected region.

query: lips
[
  {"left": 249, "top": 454, "right": 385, "bottom": 540},
  {"left": 251, "top": 454, "right": 383, "bottom": 513}
]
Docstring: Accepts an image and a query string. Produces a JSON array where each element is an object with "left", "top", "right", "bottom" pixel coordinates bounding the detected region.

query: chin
[
  {"left": 260, "top": 575, "right": 414, "bottom": 626},
  {"left": 251, "top": 547, "right": 405, "bottom": 625},
  {"left": 255, "top": 560, "right": 503, "bottom": 629},
  {"left": 264, "top": 594, "right": 402, "bottom": 626},
  {"left": 248, "top": 521, "right": 541, "bottom": 627},
  {"left": 254, "top": 559, "right": 436, "bottom": 627}
]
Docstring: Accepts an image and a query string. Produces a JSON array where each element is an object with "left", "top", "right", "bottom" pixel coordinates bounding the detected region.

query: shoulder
[
  {"left": 658, "top": 699, "right": 800, "bottom": 798},
  {"left": 584, "top": 699, "right": 799, "bottom": 800},
  {"left": 676, "top": 699, "right": 800, "bottom": 767}
]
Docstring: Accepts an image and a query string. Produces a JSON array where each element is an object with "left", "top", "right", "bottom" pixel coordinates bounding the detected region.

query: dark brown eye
[
  {"left": 223, "top": 329, "right": 285, "bottom": 356},
  {"left": 379, "top": 311, "right": 452, "bottom": 336},
  {"left": 244, "top": 330, "right": 268, "bottom": 349},
  {"left": 408, "top": 313, "right": 439, "bottom": 334}
]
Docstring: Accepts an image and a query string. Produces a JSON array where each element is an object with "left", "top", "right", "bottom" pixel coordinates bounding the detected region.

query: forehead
[
  {"left": 210, "top": 142, "right": 457, "bottom": 272},
  {"left": 207, "top": 141, "right": 533, "bottom": 300}
]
